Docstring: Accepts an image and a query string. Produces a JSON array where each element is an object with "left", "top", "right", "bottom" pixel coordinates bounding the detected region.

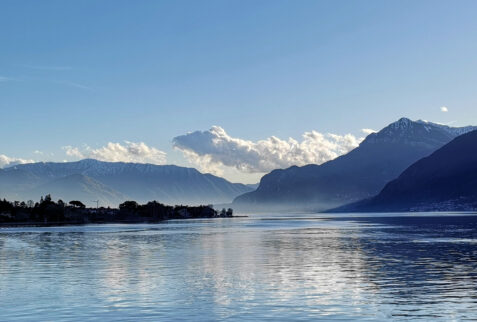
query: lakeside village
[{"left": 0, "top": 194, "right": 234, "bottom": 225}]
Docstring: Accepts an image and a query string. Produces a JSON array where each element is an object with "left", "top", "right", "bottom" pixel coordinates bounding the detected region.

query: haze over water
[{"left": 1, "top": 213, "right": 476, "bottom": 321}]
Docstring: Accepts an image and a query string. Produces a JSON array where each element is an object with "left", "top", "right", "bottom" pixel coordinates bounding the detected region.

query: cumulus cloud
[
  {"left": 0, "top": 155, "right": 34, "bottom": 168},
  {"left": 63, "top": 146, "right": 83, "bottom": 158},
  {"left": 63, "top": 141, "right": 167, "bottom": 164},
  {"left": 361, "top": 128, "right": 377, "bottom": 135},
  {"left": 173, "top": 126, "right": 363, "bottom": 174},
  {"left": 441, "top": 106, "right": 449, "bottom": 112}
]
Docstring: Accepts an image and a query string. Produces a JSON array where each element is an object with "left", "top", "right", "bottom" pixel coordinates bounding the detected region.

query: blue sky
[{"left": 1, "top": 0, "right": 477, "bottom": 183}]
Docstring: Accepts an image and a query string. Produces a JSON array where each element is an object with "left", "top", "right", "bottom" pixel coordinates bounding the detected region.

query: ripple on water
[{"left": 0, "top": 214, "right": 477, "bottom": 321}]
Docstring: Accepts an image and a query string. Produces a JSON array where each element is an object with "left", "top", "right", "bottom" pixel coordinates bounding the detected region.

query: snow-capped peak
[{"left": 416, "top": 120, "right": 477, "bottom": 137}]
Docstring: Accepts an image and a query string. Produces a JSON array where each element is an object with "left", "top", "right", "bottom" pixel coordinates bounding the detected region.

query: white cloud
[
  {"left": 173, "top": 126, "right": 363, "bottom": 175},
  {"left": 441, "top": 106, "right": 449, "bottom": 112},
  {"left": 63, "top": 141, "right": 167, "bottom": 164},
  {"left": 63, "top": 146, "right": 83, "bottom": 158},
  {"left": 0, "top": 155, "right": 34, "bottom": 168},
  {"left": 361, "top": 128, "right": 377, "bottom": 135}
]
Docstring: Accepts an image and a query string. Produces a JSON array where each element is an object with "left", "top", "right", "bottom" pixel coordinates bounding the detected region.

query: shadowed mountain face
[
  {"left": 338, "top": 129, "right": 477, "bottom": 212},
  {"left": 0, "top": 160, "right": 253, "bottom": 207},
  {"left": 233, "top": 118, "right": 477, "bottom": 211}
]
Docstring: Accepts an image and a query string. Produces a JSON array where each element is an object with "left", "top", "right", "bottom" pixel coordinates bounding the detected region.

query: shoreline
[{"left": 0, "top": 215, "right": 249, "bottom": 228}]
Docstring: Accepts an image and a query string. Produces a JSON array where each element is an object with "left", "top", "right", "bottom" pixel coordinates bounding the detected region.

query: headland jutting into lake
[{"left": 0, "top": 194, "right": 235, "bottom": 226}]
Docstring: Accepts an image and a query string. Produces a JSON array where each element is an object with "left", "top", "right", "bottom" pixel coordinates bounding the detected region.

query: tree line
[{"left": 0, "top": 195, "right": 233, "bottom": 224}]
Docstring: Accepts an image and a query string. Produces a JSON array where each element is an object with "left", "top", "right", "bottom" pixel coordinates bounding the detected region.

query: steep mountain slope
[
  {"left": 28, "top": 174, "right": 126, "bottom": 207},
  {"left": 0, "top": 168, "right": 41, "bottom": 201},
  {"left": 338, "top": 130, "right": 477, "bottom": 212},
  {"left": 0, "top": 160, "right": 253, "bottom": 206},
  {"left": 234, "top": 118, "right": 477, "bottom": 211}
]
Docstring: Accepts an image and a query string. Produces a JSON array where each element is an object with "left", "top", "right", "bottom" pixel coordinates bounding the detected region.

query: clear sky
[{"left": 1, "top": 0, "right": 477, "bottom": 183}]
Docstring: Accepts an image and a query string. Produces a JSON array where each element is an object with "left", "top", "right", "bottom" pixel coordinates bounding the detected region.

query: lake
[{"left": 1, "top": 213, "right": 477, "bottom": 321}]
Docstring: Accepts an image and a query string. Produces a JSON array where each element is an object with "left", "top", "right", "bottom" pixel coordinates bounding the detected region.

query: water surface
[{"left": 1, "top": 213, "right": 477, "bottom": 321}]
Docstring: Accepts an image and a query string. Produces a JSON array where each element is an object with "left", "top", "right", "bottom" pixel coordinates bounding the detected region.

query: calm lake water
[{"left": 1, "top": 213, "right": 477, "bottom": 321}]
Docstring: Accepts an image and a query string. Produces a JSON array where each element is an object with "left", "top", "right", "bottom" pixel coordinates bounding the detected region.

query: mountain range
[
  {"left": 2, "top": 117, "right": 475, "bottom": 212},
  {"left": 0, "top": 159, "right": 253, "bottom": 207},
  {"left": 335, "top": 129, "right": 477, "bottom": 212},
  {"left": 233, "top": 118, "right": 477, "bottom": 211}
]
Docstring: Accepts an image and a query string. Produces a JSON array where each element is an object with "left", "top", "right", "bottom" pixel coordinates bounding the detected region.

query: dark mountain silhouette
[
  {"left": 336, "top": 129, "right": 477, "bottom": 212},
  {"left": 233, "top": 118, "right": 477, "bottom": 211},
  {"left": 0, "top": 159, "right": 253, "bottom": 207}
]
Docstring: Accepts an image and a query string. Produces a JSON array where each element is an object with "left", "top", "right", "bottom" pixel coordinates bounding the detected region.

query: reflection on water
[{"left": 1, "top": 214, "right": 477, "bottom": 321}]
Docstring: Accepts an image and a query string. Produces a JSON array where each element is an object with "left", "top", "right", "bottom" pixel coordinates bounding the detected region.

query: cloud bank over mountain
[
  {"left": 361, "top": 128, "right": 377, "bottom": 135},
  {"left": 173, "top": 126, "right": 362, "bottom": 174},
  {"left": 63, "top": 141, "right": 167, "bottom": 165},
  {"left": 0, "top": 155, "right": 34, "bottom": 168}
]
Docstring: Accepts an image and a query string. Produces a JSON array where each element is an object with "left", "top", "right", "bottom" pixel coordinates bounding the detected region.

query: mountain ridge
[
  {"left": 233, "top": 118, "right": 477, "bottom": 211},
  {"left": 0, "top": 159, "right": 253, "bottom": 207},
  {"left": 334, "top": 129, "right": 477, "bottom": 212}
]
